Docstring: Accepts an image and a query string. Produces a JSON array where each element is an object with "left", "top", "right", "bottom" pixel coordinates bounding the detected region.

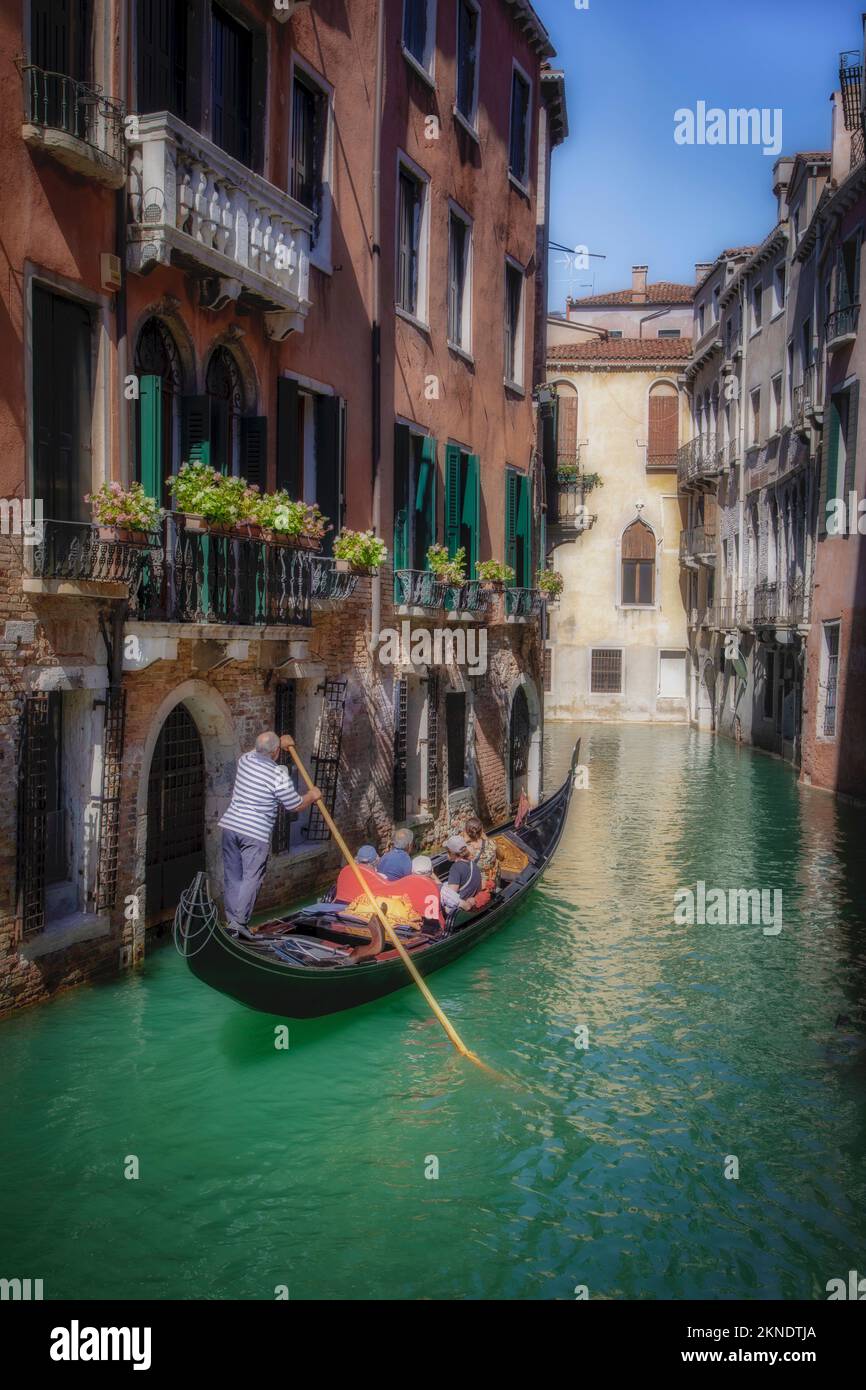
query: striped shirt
[{"left": 219, "top": 751, "right": 303, "bottom": 844}]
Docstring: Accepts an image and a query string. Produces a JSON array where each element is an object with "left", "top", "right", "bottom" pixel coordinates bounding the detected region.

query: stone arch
[
  {"left": 506, "top": 673, "right": 542, "bottom": 808},
  {"left": 130, "top": 301, "right": 196, "bottom": 392},
  {"left": 203, "top": 333, "right": 259, "bottom": 414},
  {"left": 135, "top": 680, "right": 240, "bottom": 916}
]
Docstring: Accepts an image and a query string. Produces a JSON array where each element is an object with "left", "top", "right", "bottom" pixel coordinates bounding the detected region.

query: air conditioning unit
[{"left": 100, "top": 252, "right": 122, "bottom": 292}]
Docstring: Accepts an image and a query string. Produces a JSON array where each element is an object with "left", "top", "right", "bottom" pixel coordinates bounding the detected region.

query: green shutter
[
  {"left": 181, "top": 396, "right": 211, "bottom": 466},
  {"left": 276, "top": 377, "right": 301, "bottom": 495},
  {"left": 820, "top": 397, "right": 842, "bottom": 536},
  {"left": 138, "top": 375, "right": 163, "bottom": 502},
  {"left": 517, "top": 473, "right": 531, "bottom": 587},
  {"left": 445, "top": 444, "right": 461, "bottom": 558},
  {"left": 463, "top": 453, "right": 480, "bottom": 575},
  {"left": 844, "top": 382, "right": 859, "bottom": 497},
  {"left": 315, "top": 395, "right": 340, "bottom": 555},
  {"left": 240, "top": 416, "right": 267, "bottom": 490},
  {"left": 393, "top": 423, "right": 410, "bottom": 571},
  {"left": 420, "top": 433, "right": 436, "bottom": 561},
  {"left": 505, "top": 469, "right": 519, "bottom": 577}
]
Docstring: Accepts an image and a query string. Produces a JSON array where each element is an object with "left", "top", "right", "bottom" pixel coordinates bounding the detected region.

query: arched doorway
[
  {"left": 509, "top": 685, "right": 531, "bottom": 811},
  {"left": 145, "top": 703, "right": 206, "bottom": 918}
]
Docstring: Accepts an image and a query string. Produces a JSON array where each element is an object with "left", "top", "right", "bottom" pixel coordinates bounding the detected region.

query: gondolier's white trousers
[{"left": 222, "top": 829, "right": 270, "bottom": 930}]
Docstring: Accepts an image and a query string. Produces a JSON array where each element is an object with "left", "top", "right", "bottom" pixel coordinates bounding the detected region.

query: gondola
[{"left": 175, "top": 740, "right": 580, "bottom": 1020}]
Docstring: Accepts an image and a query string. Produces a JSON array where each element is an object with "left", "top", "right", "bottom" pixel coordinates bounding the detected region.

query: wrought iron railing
[
  {"left": 311, "top": 557, "right": 359, "bottom": 602},
  {"left": 443, "top": 580, "right": 489, "bottom": 613},
  {"left": 753, "top": 578, "right": 806, "bottom": 627},
  {"left": 550, "top": 478, "right": 595, "bottom": 531},
  {"left": 132, "top": 515, "right": 313, "bottom": 626},
  {"left": 394, "top": 569, "right": 446, "bottom": 609},
  {"left": 29, "top": 519, "right": 157, "bottom": 586},
  {"left": 677, "top": 434, "right": 719, "bottom": 489},
  {"left": 20, "top": 65, "right": 125, "bottom": 163},
  {"left": 679, "top": 526, "right": 717, "bottom": 563},
  {"left": 505, "top": 587, "right": 543, "bottom": 619},
  {"left": 826, "top": 303, "right": 860, "bottom": 343}
]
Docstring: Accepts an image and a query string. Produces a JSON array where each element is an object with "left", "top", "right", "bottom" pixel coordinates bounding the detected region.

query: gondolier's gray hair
[{"left": 256, "top": 731, "right": 281, "bottom": 756}]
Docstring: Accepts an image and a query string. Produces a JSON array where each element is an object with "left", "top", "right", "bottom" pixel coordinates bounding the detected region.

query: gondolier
[{"left": 219, "top": 731, "right": 322, "bottom": 935}]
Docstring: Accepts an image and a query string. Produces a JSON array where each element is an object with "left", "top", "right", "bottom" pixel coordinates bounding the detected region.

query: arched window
[
  {"left": 206, "top": 346, "right": 245, "bottom": 477},
  {"left": 647, "top": 382, "right": 678, "bottom": 469},
  {"left": 555, "top": 383, "right": 578, "bottom": 475},
  {"left": 135, "top": 318, "right": 184, "bottom": 507},
  {"left": 621, "top": 519, "right": 655, "bottom": 605}
]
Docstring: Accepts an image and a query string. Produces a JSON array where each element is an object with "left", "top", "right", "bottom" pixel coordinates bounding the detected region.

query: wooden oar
[{"left": 283, "top": 738, "right": 501, "bottom": 1078}]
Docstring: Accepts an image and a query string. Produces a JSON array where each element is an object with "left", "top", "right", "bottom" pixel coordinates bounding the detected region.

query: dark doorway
[
  {"left": 509, "top": 686, "right": 531, "bottom": 810},
  {"left": 446, "top": 692, "right": 466, "bottom": 791},
  {"left": 146, "top": 703, "right": 205, "bottom": 918}
]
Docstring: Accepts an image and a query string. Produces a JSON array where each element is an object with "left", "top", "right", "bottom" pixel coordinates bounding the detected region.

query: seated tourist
[
  {"left": 463, "top": 814, "right": 499, "bottom": 891},
  {"left": 377, "top": 827, "right": 414, "bottom": 881},
  {"left": 409, "top": 854, "right": 445, "bottom": 929},
  {"left": 440, "top": 835, "right": 482, "bottom": 915},
  {"left": 335, "top": 844, "right": 384, "bottom": 904}
]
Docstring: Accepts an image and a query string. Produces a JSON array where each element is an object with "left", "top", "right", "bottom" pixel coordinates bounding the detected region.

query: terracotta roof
[
  {"left": 547, "top": 337, "right": 693, "bottom": 362},
  {"left": 719, "top": 246, "right": 758, "bottom": 258},
  {"left": 567, "top": 282, "right": 695, "bottom": 307}
]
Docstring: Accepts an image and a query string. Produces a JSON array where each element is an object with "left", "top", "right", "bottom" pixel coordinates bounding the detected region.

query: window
[
  {"left": 773, "top": 262, "right": 786, "bottom": 314},
  {"left": 647, "top": 382, "right": 679, "bottom": 469},
  {"left": 291, "top": 69, "right": 328, "bottom": 243},
  {"left": 820, "top": 621, "right": 840, "bottom": 738},
  {"left": 211, "top": 4, "right": 252, "bottom": 166},
  {"left": 801, "top": 317, "right": 812, "bottom": 380},
  {"left": 32, "top": 285, "right": 92, "bottom": 523},
  {"left": 455, "top": 0, "right": 479, "bottom": 126},
  {"left": 508, "top": 64, "right": 531, "bottom": 186},
  {"left": 135, "top": 317, "right": 184, "bottom": 509},
  {"left": 403, "top": 0, "right": 435, "bottom": 76},
  {"left": 621, "top": 520, "right": 655, "bottom": 605},
  {"left": 504, "top": 259, "right": 525, "bottom": 387},
  {"left": 394, "top": 424, "right": 436, "bottom": 571},
  {"left": 447, "top": 207, "right": 472, "bottom": 349},
  {"left": 771, "top": 373, "right": 782, "bottom": 434},
  {"left": 823, "top": 385, "right": 859, "bottom": 521},
  {"left": 446, "top": 692, "right": 467, "bottom": 789},
  {"left": 712, "top": 285, "right": 720, "bottom": 322},
  {"left": 751, "top": 279, "right": 763, "bottom": 333},
  {"left": 505, "top": 468, "right": 531, "bottom": 587},
  {"left": 658, "top": 329, "right": 681, "bottom": 339},
  {"left": 786, "top": 340, "right": 794, "bottom": 419},
  {"left": 697, "top": 304, "right": 706, "bottom": 337},
  {"left": 29, "top": 0, "right": 94, "bottom": 133},
  {"left": 276, "top": 378, "right": 346, "bottom": 550},
  {"left": 445, "top": 446, "right": 479, "bottom": 575},
  {"left": 136, "top": 0, "right": 187, "bottom": 119},
  {"left": 591, "top": 649, "right": 623, "bottom": 694},
  {"left": 837, "top": 231, "right": 862, "bottom": 310},
  {"left": 397, "top": 162, "right": 428, "bottom": 320},
  {"left": 659, "top": 651, "right": 687, "bottom": 699},
  {"left": 607, "top": 330, "right": 623, "bottom": 339},
  {"left": 749, "top": 387, "right": 761, "bottom": 445},
  {"left": 793, "top": 206, "right": 801, "bottom": 244}
]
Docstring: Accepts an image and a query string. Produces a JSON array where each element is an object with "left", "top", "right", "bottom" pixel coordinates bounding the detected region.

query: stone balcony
[{"left": 126, "top": 112, "right": 314, "bottom": 339}]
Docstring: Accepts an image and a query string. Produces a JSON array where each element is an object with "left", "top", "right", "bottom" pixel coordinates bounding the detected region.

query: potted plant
[
  {"left": 556, "top": 462, "right": 580, "bottom": 484},
  {"left": 86, "top": 481, "right": 162, "bottom": 545},
  {"left": 166, "top": 462, "right": 242, "bottom": 535},
  {"left": 536, "top": 568, "right": 565, "bottom": 602},
  {"left": 257, "top": 491, "right": 303, "bottom": 544},
  {"left": 580, "top": 471, "right": 603, "bottom": 495},
  {"left": 231, "top": 479, "right": 265, "bottom": 539},
  {"left": 333, "top": 529, "right": 388, "bottom": 574},
  {"left": 298, "top": 503, "right": 331, "bottom": 551},
  {"left": 427, "top": 542, "right": 467, "bottom": 586},
  {"left": 475, "top": 558, "right": 515, "bottom": 592}
]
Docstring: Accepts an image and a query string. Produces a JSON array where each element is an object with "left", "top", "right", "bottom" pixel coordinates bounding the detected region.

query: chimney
[
  {"left": 695, "top": 262, "right": 713, "bottom": 285},
  {"left": 631, "top": 265, "right": 648, "bottom": 303}
]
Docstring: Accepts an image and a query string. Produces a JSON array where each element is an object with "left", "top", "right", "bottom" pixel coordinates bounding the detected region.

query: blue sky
[{"left": 538, "top": 0, "right": 862, "bottom": 307}]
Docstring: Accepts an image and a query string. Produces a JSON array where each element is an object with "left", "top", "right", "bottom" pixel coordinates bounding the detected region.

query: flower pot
[
  {"left": 207, "top": 522, "right": 235, "bottom": 537},
  {"left": 236, "top": 521, "right": 263, "bottom": 540},
  {"left": 96, "top": 525, "right": 150, "bottom": 546},
  {"left": 179, "top": 513, "right": 208, "bottom": 535},
  {"left": 297, "top": 535, "right": 322, "bottom": 551},
  {"left": 481, "top": 579, "right": 505, "bottom": 593}
]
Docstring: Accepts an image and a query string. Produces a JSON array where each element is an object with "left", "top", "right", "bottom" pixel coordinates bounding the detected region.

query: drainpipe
[
  {"left": 370, "top": 0, "right": 385, "bottom": 652},
  {"left": 638, "top": 307, "right": 669, "bottom": 339}
]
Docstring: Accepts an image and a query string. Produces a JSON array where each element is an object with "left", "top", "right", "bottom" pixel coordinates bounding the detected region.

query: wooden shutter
[
  {"left": 445, "top": 444, "right": 461, "bottom": 558},
  {"left": 139, "top": 375, "right": 163, "bottom": 501},
  {"left": 212, "top": 5, "right": 251, "bottom": 166},
  {"left": 416, "top": 434, "right": 436, "bottom": 564},
  {"left": 516, "top": 473, "right": 531, "bottom": 587},
  {"left": 820, "top": 396, "right": 842, "bottom": 535},
  {"left": 844, "top": 382, "right": 859, "bottom": 496},
  {"left": 464, "top": 453, "right": 480, "bottom": 575},
  {"left": 240, "top": 416, "right": 267, "bottom": 491},
  {"left": 622, "top": 520, "right": 655, "bottom": 559},
  {"left": 393, "top": 423, "right": 411, "bottom": 570},
  {"left": 33, "top": 286, "right": 92, "bottom": 522},
  {"left": 648, "top": 388, "right": 678, "bottom": 468},
  {"left": 137, "top": 0, "right": 181, "bottom": 115},
  {"left": 505, "top": 469, "right": 519, "bottom": 576},
  {"left": 557, "top": 393, "right": 578, "bottom": 466},
  {"left": 315, "top": 395, "right": 341, "bottom": 554},
  {"left": 276, "top": 377, "right": 301, "bottom": 495},
  {"left": 181, "top": 395, "right": 211, "bottom": 466}
]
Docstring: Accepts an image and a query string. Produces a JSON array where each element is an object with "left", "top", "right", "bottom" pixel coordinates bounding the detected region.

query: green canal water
[{"left": 2, "top": 724, "right": 866, "bottom": 1301}]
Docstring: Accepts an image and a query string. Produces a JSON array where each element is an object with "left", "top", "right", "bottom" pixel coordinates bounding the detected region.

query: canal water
[{"left": 2, "top": 724, "right": 865, "bottom": 1301}]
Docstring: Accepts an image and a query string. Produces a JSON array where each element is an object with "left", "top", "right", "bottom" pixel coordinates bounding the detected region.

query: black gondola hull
[{"left": 179, "top": 744, "right": 578, "bottom": 1019}]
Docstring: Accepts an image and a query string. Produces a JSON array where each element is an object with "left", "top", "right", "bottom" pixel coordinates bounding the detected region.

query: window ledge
[
  {"left": 396, "top": 305, "right": 431, "bottom": 335},
  {"left": 504, "top": 378, "right": 526, "bottom": 396},
  {"left": 401, "top": 45, "right": 436, "bottom": 90},
  {"left": 749, "top": 328, "right": 762, "bottom": 339},
  {"left": 448, "top": 340, "right": 475, "bottom": 365},
  {"left": 770, "top": 309, "right": 785, "bottom": 323},
  {"left": 453, "top": 107, "right": 480, "bottom": 143},
  {"left": 507, "top": 171, "right": 530, "bottom": 197},
  {"left": 20, "top": 911, "right": 111, "bottom": 960}
]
